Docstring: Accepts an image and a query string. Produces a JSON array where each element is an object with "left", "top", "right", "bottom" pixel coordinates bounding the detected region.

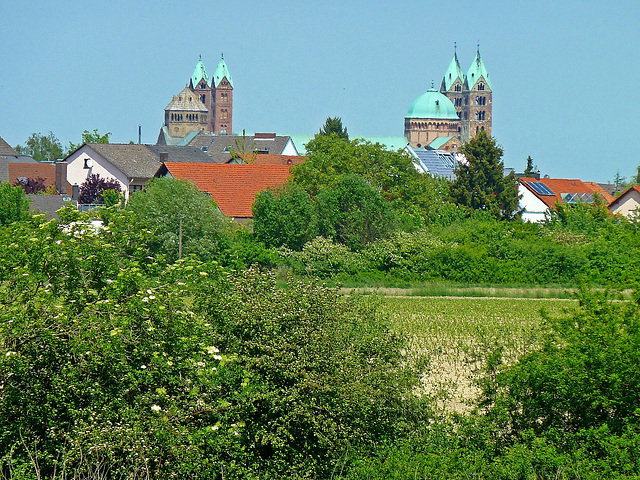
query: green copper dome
[
  {"left": 213, "top": 55, "right": 233, "bottom": 88},
  {"left": 191, "top": 58, "right": 210, "bottom": 87},
  {"left": 467, "top": 49, "right": 492, "bottom": 89},
  {"left": 406, "top": 88, "right": 459, "bottom": 120}
]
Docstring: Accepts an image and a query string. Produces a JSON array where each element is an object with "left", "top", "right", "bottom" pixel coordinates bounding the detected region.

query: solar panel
[
  {"left": 525, "top": 181, "right": 555, "bottom": 195},
  {"left": 561, "top": 193, "right": 594, "bottom": 204},
  {"left": 413, "top": 150, "right": 458, "bottom": 180}
]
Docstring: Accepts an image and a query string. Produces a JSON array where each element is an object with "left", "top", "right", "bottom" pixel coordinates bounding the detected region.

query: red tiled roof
[
  {"left": 520, "top": 177, "right": 615, "bottom": 210},
  {"left": 249, "top": 154, "right": 306, "bottom": 166},
  {"left": 163, "top": 162, "right": 292, "bottom": 218}
]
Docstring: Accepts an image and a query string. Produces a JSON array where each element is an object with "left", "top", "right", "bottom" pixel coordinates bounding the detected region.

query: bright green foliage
[
  {"left": 318, "top": 116, "right": 349, "bottom": 141},
  {"left": 0, "top": 211, "right": 420, "bottom": 478},
  {"left": 126, "top": 177, "right": 228, "bottom": 262},
  {"left": 450, "top": 131, "right": 520, "bottom": 220},
  {"left": 15, "top": 131, "right": 65, "bottom": 162},
  {"left": 252, "top": 184, "right": 317, "bottom": 249},
  {"left": 291, "top": 135, "right": 450, "bottom": 228},
  {"left": 545, "top": 194, "right": 613, "bottom": 233},
  {"left": 68, "top": 128, "right": 111, "bottom": 151},
  {"left": 0, "top": 182, "right": 30, "bottom": 226},
  {"left": 486, "top": 288, "right": 640, "bottom": 439},
  {"left": 315, "top": 174, "right": 395, "bottom": 250}
]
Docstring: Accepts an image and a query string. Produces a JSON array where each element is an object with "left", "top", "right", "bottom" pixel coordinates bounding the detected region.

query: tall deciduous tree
[
  {"left": 318, "top": 116, "right": 349, "bottom": 141},
  {"left": 449, "top": 131, "right": 520, "bottom": 220},
  {"left": 68, "top": 129, "right": 111, "bottom": 151},
  {"left": 126, "top": 177, "right": 228, "bottom": 261},
  {"left": 15, "top": 132, "right": 64, "bottom": 162}
]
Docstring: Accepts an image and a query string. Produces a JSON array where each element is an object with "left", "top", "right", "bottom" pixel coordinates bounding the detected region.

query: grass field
[{"left": 382, "top": 295, "right": 577, "bottom": 414}]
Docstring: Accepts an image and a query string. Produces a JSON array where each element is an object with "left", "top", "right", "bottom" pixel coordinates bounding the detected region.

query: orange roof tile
[
  {"left": 163, "top": 162, "right": 292, "bottom": 218},
  {"left": 237, "top": 153, "right": 306, "bottom": 166},
  {"left": 520, "top": 177, "right": 614, "bottom": 210}
]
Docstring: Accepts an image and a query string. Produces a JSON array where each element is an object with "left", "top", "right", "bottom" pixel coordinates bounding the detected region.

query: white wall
[
  {"left": 66, "top": 146, "right": 130, "bottom": 200},
  {"left": 519, "top": 184, "right": 550, "bottom": 223},
  {"left": 610, "top": 190, "right": 640, "bottom": 217}
]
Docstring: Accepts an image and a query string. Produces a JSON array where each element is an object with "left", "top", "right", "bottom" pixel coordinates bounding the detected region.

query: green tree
[
  {"left": 0, "top": 182, "right": 30, "bottom": 226},
  {"left": 293, "top": 135, "right": 448, "bottom": 218},
  {"left": 15, "top": 131, "right": 64, "bottom": 162},
  {"left": 69, "top": 129, "right": 111, "bottom": 151},
  {"left": 252, "top": 184, "right": 317, "bottom": 249},
  {"left": 484, "top": 288, "right": 640, "bottom": 440},
  {"left": 318, "top": 116, "right": 349, "bottom": 141},
  {"left": 524, "top": 155, "right": 537, "bottom": 176},
  {"left": 315, "top": 174, "right": 396, "bottom": 250},
  {"left": 449, "top": 131, "right": 520, "bottom": 220},
  {"left": 126, "top": 177, "right": 228, "bottom": 261}
]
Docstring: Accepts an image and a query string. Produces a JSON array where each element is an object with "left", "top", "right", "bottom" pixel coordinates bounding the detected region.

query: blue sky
[{"left": 2, "top": 0, "right": 639, "bottom": 182}]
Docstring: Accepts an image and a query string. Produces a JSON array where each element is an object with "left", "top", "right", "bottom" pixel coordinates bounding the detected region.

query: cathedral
[
  {"left": 162, "top": 54, "right": 234, "bottom": 137},
  {"left": 404, "top": 47, "right": 492, "bottom": 151}
]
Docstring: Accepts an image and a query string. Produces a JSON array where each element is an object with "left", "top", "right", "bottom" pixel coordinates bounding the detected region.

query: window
[
  {"left": 132, "top": 185, "right": 144, "bottom": 192},
  {"left": 478, "top": 83, "right": 485, "bottom": 91}
]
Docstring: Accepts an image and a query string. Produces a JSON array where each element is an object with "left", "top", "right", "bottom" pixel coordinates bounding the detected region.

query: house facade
[
  {"left": 518, "top": 177, "right": 615, "bottom": 223},
  {"left": 65, "top": 144, "right": 216, "bottom": 200},
  {"left": 609, "top": 186, "right": 640, "bottom": 218}
]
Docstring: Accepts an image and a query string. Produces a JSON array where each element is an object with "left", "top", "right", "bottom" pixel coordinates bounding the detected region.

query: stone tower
[
  {"left": 163, "top": 54, "right": 234, "bottom": 137},
  {"left": 211, "top": 54, "right": 233, "bottom": 135},
  {"left": 440, "top": 46, "right": 492, "bottom": 143}
]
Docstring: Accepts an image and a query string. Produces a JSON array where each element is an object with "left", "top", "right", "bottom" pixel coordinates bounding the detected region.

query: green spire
[
  {"left": 191, "top": 56, "right": 210, "bottom": 87},
  {"left": 466, "top": 47, "right": 492, "bottom": 90},
  {"left": 442, "top": 49, "right": 465, "bottom": 91},
  {"left": 213, "top": 53, "right": 233, "bottom": 88}
]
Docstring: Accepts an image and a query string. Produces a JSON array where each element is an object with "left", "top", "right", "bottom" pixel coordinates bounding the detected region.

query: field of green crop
[{"left": 382, "top": 296, "right": 577, "bottom": 414}]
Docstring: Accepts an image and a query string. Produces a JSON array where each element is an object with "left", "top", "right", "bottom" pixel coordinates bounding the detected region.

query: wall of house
[
  {"left": 519, "top": 185, "right": 550, "bottom": 223},
  {"left": 610, "top": 190, "right": 640, "bottom": 217},
  {"left": 66, "top": 147, "right": 130, "bottom": 200}
]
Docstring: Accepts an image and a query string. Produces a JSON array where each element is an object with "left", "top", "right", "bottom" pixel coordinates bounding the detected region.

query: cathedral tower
[
  {"left": 441, "top": 46, "right": 492, "bottom": 143},
  {"left": 211, "top": 54, "right": 233, "bottom": 135},
  {"left": 162, "top": 54, "right": 233, "bottom": 137},
  {"left": 465, "top": 47, "right": 492, "bottom": 140}
]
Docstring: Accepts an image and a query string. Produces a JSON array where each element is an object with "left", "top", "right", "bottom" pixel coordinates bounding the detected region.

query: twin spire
[
  {"left": 441, "top": 43, "right": 491, "bottom": 92},
  {"left": 190, "top": 53, "right": 234, "bottom": 89}
]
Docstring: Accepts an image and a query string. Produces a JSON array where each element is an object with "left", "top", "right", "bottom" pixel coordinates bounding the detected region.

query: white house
[
  {"left": 518, "top": 177, "right": 615, "bottom": 223},
  {"left": 65, "top": 143, "right": 216, "bottom": 200},
  {"left": 609, "top": 186, "right": 640, "bottom": 218}
]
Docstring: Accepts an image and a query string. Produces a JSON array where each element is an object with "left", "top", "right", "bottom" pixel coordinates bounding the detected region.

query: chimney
[
  {"left": 55, "top": 162, "right": 68, "bottom": 195},
  {"left": 160, "top": 152, "right": 168, "bottom": 163}
]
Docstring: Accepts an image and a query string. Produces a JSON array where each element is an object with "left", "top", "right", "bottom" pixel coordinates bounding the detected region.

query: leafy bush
[
  {"left": 77, "top": 173, "right": 122, "bottom": 204},
  {"left": 126, "top": 177, "right": 229, "bottom": 262},
  {"left": 0, "top": 182, "right": 30, "bottom": 226},
  {"left": 0, "top": 212, "right": 421, "bottom": 478}
]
